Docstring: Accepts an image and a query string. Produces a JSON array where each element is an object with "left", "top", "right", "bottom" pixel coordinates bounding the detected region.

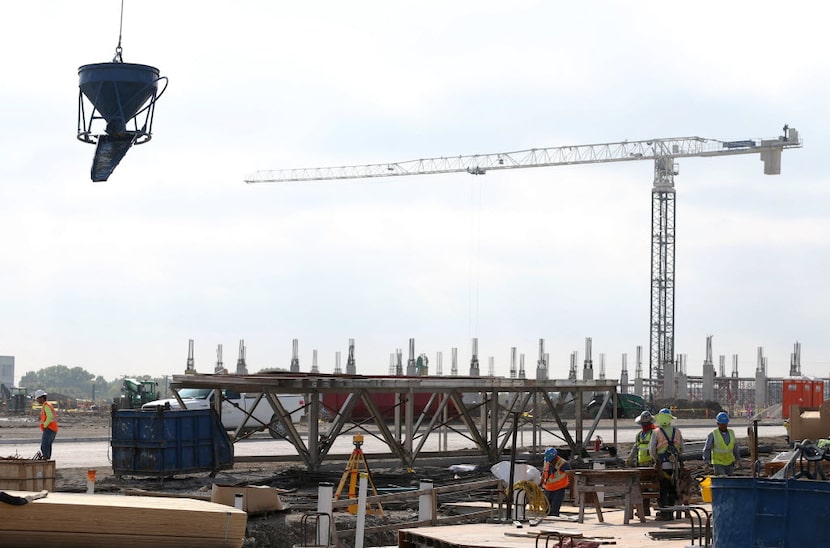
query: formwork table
[{"left": 574, "top": 469, "right": 645, "bottom": 524}]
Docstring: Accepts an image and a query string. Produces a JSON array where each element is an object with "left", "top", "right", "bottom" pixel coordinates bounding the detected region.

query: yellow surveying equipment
[{"left": 333, "top": 434, "right": 383, "bottom": 515}]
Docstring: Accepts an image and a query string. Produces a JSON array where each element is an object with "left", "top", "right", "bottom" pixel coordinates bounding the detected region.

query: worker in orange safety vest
[
  {"left": 34, "top": 389, "right": 58, "bottom": 460},
  {"left": 539, "top": 447, "right": 571, "bottom": 516}
]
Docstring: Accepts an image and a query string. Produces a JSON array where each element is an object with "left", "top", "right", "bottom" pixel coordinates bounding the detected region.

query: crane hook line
[{"left": 113, "top": 0, "right": 125, "bottom": 62}]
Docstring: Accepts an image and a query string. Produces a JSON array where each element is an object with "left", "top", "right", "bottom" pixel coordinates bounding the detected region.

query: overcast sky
[{"left": 2, "top": 1, "right": 828, "bottom": 384}]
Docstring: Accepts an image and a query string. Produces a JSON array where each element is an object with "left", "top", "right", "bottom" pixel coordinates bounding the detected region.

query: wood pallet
[{"left": 0, "top": 491, "right": 246, "bottom": 548}]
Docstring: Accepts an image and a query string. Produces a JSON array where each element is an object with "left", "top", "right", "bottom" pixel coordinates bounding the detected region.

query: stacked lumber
[{"left": 0, "top": 491, "right": 246, "bottom": 548}]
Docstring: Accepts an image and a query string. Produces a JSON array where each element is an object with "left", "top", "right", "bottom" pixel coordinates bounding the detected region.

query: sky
[{"left": 1, "top": 1, "right": 828, "bottom": 384}]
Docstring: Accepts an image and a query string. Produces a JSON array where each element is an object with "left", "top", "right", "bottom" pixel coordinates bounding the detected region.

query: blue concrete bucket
[
  {"left": 78, "top": 62, "right": 160, "bottom": 134},
  {"left": 711, "top": 477, "right": 830, "bottom": 547}
]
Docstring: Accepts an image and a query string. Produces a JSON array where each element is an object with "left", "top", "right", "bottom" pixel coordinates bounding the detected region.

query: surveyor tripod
[{"left": 333, "top": 434, "right": 384, "bottom": 515}]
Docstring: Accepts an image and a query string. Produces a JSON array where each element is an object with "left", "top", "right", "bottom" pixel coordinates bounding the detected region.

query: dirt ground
[
  {"left": 0, "top": 412, "right": 493, "bottom": 547},
  {"left": 0, "top": 412, "right": 793, "bottom": 548}
]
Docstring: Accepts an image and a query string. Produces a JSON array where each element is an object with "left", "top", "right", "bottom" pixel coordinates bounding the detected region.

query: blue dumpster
[
  {"left": 111, "top": 408, "right": 233, "bottom": 477},
  {"left": 712, "top": 477, "right": 830, "bottom": 547}
]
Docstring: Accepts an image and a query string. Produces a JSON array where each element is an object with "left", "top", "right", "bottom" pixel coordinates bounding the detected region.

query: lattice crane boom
[
  {"left": 245, "top": 128, "right": 801, "bottom": 183},
  {"left": 246, "top": 126, "right": 801, "bottom": 401}
]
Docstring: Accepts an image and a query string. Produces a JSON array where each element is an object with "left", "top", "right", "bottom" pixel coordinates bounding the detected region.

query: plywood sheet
[
  {"left": 398, "top": 511, "right": 706, "bottom": 548},
  {"left": 0, "top": 491, "right": 246, "bottom": 548}
]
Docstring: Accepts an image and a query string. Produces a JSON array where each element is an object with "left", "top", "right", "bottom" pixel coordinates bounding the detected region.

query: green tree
[
  {"left": 257, "top": 367, "right": 289, "bottom": 373},
  {"left": 20, "top": 367, "right": 174, "bottom": 404},
  {"left": 20, "top": 365, "right": 96, "bottom": 399}
]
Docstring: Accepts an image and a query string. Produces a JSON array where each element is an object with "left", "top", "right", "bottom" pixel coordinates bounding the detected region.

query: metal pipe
[
  {"left": 408, "top": 339, "right": 416, "bottom": 376},
  {"left": 317, "top": 482, "right": 333, "bottom": 546},
  {"left": 470, "top": 338, "right": 480, "bottom": 376},
  {"left": 504, "top": 411, "right": 519, "bottom": 522},
  {"left": 290, "top": 339, "right": 300, "bottom": 372},
  {"left": 418, "top": 479, "right": 434, "bottom": 523},
  {"left": 355, "top": 474, "right": 368, "bottom": 548}
]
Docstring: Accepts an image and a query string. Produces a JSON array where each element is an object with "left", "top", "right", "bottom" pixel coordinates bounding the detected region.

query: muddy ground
[{"left": 0, "top": 412, "right": 793, "bottom": 548}]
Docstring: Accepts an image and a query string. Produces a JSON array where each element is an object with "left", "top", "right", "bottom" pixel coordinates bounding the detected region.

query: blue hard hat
[
  {"left": 716, "top": 412, "right": 730, "bottom": 424},
  {"left": 659, "top": 408, "right": 671, "bottom": 415},
  {"left": 544, "top": 448, "right": 558, "bottom": 462}
]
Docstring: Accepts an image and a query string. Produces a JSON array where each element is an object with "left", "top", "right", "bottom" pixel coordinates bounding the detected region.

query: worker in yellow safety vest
[
  {"left": 34, "top": 389, "right": 59, "bottom": 460},
  {"left": 649, "top": 408, "right": 684, "bottom": 521},
  {"left": 626, "top": 411, "right": 656, "bottom": 467},
  {"left": 539, "top": 447, "right": 571, "bottom": 516},
  {"left": 702, "top": 412, "right": 741, "bottom": 476}
]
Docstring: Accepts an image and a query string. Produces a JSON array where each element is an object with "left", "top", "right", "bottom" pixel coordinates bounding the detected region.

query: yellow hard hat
[{"left": 655, "top": 412, "right": 672, "bottom": 427}]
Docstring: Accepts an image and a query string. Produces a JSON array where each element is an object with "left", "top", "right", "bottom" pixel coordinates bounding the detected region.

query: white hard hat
[
  {"left": 635, "top": 411, "right": 654, "bottom": 424},
  {"left": 34, "top": 389, "right": 47, "bottom": 399}
]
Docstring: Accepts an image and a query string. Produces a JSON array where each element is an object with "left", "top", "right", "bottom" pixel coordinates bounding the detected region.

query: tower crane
[{"left": 245, "top": 126, "right": 802, "bottom": 394}]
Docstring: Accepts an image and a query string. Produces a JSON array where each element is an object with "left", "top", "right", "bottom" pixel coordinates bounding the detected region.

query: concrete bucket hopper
[{"left": 77, "top": 62, "right": 167, "bottom": 182}]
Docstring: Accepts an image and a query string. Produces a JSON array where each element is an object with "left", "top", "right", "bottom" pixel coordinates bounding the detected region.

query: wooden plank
[
  {"left": 0, "top": 531, "right": 242, "bottom": 548},
  {"left": 121, "top": 488, "right": 212, "bottom": 501},
  {"left": 0, "top": 491, "right": 246, "bottom": 547},
  {"left": 536, "top": 527, "right": 583, "bottom": 536}
]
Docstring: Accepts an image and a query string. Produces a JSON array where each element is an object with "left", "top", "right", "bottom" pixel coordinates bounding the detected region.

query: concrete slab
[{"left": 399, "top": 501, "right": 712, "bottom": 548}]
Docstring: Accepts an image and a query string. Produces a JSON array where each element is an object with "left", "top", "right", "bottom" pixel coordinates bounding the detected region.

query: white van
[{"left": 142, "top": 388, "right": 304, "bottom": 438}]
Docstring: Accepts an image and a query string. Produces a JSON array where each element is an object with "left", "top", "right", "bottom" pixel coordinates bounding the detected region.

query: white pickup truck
[{"left": 142, "top": 388, "right": 305, "bottom": 438}]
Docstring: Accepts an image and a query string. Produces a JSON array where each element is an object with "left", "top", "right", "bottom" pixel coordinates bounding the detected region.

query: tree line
[{"left": 18, "top": 365, "right": 173, "bottom": 402}]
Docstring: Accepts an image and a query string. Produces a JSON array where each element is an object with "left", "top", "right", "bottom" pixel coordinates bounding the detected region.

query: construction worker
[
  {"left": 34, "top": 389, "right": 58, "bottom": 460},
  {"left": 649, "top": 408, "right": 684, "bottom": 521},
  {"left": 702, "top": 412, "right": 741, "bottom": 476},
  {"left": 539, "top": 447, "right": 571, "bottom": 516},
  {"left": 626, "top": 411, "right": 656, "bottom": 467}
]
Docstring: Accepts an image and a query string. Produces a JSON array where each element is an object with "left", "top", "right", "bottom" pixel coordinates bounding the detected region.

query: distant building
[{"left": 0, "top": 356, "right": 14, "bottom": 388}]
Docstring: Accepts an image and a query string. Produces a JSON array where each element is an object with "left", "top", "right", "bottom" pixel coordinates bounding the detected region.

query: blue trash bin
[{"left": 712, "top": 477, "right": 830, "bottom": 547}]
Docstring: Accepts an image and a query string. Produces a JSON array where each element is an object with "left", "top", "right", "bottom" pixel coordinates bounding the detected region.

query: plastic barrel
[{"left": 712, "top": 477, "right": 830, "bottom": 547}]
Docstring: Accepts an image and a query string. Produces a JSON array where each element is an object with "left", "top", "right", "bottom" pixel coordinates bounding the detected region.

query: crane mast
[{"left": 246, "top": 127, "right": 801, "bottom": 396}]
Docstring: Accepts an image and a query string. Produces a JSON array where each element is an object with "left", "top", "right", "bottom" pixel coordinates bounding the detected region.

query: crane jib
[{"left": 246, "top": 127, "right": 800, "bottom": 184}]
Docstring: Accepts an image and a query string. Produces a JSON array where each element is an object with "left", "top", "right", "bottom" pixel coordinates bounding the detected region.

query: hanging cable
[{"left": 113, "top": 0, "right": 125, "bottom": 62}]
